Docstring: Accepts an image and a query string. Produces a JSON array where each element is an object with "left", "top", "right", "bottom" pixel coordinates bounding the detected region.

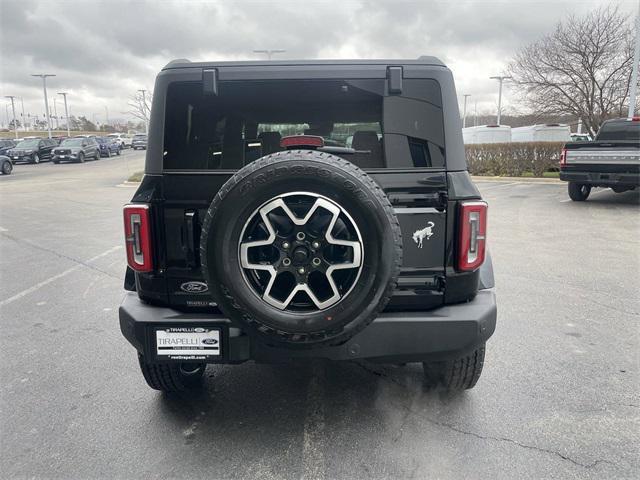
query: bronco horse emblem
[{"left": 412, "top": 222, "right": 435, "bottom": 248}]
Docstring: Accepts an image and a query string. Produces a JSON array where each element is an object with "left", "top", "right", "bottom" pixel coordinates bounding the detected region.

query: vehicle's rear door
[{"left": 149, "top": 65, "right": 449, "bottom": 312}]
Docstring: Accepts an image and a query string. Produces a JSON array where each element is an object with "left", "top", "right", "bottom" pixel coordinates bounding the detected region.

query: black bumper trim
[
  {"left": 119, "top": 290, "right": 497, "bottom": 363},
  {"left": 560, "top": 170, "right": 640, "bottom": 187}
]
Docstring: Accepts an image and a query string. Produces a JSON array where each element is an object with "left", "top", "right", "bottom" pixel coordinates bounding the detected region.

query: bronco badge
[{"left": 412, "top": 222, "right": 435, "bottom": 249}]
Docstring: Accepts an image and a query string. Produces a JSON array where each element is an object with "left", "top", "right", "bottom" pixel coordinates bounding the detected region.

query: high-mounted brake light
[
  {"left": 280, "top": 135, "right": 324, "bottom": 149},
  {"left": 457, "top": 201, "right": 487, "bottom": 271},
  {"left": 559, "top": 147, "right": 568, "bottom": 167},
  {"left": 123, "top": 204, "right": 153, "bottom": 272}
]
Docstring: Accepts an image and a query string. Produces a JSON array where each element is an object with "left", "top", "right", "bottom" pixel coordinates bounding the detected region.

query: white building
[
  {"left": 511, "top": 124, "right": 571, "bottom": 142},
  {"left": 462, "top": 125, "right": 511, "bottom": 144}
]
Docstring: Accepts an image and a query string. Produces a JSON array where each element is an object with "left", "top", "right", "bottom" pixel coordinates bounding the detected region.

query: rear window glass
[
  {"left": 163, "top": 78, "right": 444, "bottom": 170},
  {"left": 596, "top": 121, "right": 640, "bottom": 141}
]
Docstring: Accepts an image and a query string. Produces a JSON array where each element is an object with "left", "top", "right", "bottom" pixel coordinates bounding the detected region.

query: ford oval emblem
[
  {"left": 180, "top": 281, "right": 209, "bottom": 293},
  {"left": 202, "top": 338, "right": 218, "bottom": 345}
]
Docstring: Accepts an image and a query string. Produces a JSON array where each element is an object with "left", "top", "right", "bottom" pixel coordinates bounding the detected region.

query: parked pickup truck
[{"left": 560, "top": 117, "right": 640, "bottom": 201}]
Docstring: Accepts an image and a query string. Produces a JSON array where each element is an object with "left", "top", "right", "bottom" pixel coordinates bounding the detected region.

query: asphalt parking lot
[{"left": 1, "top": 158, "right": 638, "bottom": 479}]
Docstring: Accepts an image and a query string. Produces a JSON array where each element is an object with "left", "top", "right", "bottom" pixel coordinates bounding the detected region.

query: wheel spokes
[{"left": 239, "top": 193, "right": 363, "bottom": 311}]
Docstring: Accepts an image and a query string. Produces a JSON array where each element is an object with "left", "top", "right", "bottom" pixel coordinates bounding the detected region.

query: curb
[{"left": 471, "top": 175, "right": 562, "bottom": 184}]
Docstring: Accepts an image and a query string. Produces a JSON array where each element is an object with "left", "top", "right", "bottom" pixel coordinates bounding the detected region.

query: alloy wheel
[{"left": 239, "top": 192, "right": 363, "bottom": 312}]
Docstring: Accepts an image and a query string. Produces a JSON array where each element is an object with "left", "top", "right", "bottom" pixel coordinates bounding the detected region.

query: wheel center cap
[{"left": 292, "top": 246, "right": 310, "bottom": 265}]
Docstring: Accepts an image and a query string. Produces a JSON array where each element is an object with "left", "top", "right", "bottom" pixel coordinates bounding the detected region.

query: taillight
[
  {"left": 123, "top": 204, "right": 153, "bottom": 272},
  {"left": 559, "top": 147, "right": 567, "bottom": 167},
  {"left": 457, "top": 201, "right": 487, "bottom": 271}
]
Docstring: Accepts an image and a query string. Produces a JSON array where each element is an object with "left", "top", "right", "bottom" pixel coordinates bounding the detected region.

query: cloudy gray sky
[{"left": 0, "top": 0, "right": 636, "bottom": 126}]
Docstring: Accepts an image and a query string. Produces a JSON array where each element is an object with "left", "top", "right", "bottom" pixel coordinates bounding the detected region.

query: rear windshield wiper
[{"left": 318, "top": 146, "right": 371, "bottom": 155}]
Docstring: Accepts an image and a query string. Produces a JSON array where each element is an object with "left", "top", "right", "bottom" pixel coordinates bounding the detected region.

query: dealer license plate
[{"left": 155, "top": 327, "right": 221, "bottom": 361}]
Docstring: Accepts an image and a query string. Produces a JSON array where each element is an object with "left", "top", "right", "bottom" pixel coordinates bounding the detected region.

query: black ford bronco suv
[{"left": 119, "top": 57, "right": 496, "bottom": 393}]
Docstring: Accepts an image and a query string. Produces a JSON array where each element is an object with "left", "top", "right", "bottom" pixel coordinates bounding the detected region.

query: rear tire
[
  {"left": 137, "top": 354, "right": 206, "bottom": 392},
  {"left": 568, "top": 182, "right": 590, "bottom": 201},
  {"left": 2, "top": 160, "right": 12, "bottom": 175},
  {"left": 423, "top": 345, "right": 485, "bottom": 391}
]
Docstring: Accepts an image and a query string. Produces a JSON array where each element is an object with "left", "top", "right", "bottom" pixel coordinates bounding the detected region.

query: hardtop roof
[{"left": 162, "top": 56, "right": 445, "bottom": 70}]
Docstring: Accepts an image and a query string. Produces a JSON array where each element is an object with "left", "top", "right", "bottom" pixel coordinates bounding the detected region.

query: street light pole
[
  {"left": 137, "top": 89, "right": 148, "bottom": 134},
  {"left": 58, "top": 92, "right": 70, "bottom": 137},
  {"left": 628, "top": 10, "right": 640, "bottom": 118},
  {"left": 31, "top": 73, "right": 56, "bottom": 138},
  {"left": 253, "top": 49, "right": 286, "bottom": 60},
  {"left": 474, "top": 100, "right": 478, "bottom": 127},
  {"left": 489, "top": 75, "right": 512, "bottom": 125},
  {"left": 4, "top": 96, "right": 18, "bottom": 139},
  {"left": 462, "top": 94, "right": 471, "bottom": 128},
  {"left": 20, "top": 97, "right": 26, "bottom": 132},
  {"left": 53, "top": 97, "right": 59, "bottom": 129}
]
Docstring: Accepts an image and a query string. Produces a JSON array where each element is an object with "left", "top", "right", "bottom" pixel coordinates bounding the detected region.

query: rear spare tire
[{"left": 201, "top": 150, "right": 402, "bottom": 347}]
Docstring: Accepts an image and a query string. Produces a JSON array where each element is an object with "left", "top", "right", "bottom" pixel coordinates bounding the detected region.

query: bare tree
[
  {"left": 125, "top": 90, "right": 152, "bottom": 125},
  {"left": 507, "top": 5, "right": 637, "bottom": 137}
]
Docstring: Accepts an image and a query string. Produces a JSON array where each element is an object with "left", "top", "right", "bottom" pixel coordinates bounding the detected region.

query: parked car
[
  {"left": 0, "top": 155, "right": 13, "bottom": 175},
  {"left": 570, "top": 133, "right": 592, "bottom": 142},
  {"left": 96, "top": 137, "right": 122, "bottom": 157},
  {"left": 51, "top": 137, "right": 101, "bottom": 163},
  {"left": 131, "top": 134, "right": 147, "bottom": 150},
  {"left": 0, "top": 139, "right": 16, "bottom": 156},
  {"left": 107, "top": 133, "right": 132, "bottom": 148},
  {"left": 119, "top": 57, "right": 496, "bottom": 393},
  {"left": 6, "top": 138, "right": 55, "bottom": 164},
  {"left": 560, "top": 117, "right": 640, "bottom": 200}
]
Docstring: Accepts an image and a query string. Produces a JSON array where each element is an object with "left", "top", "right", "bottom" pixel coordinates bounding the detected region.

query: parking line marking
[
  {"left": 301, "top": 362, "right": 326, "bottom": 480},
  {"left": 0, "top": 246, "right": 122, "bottom": 307}
]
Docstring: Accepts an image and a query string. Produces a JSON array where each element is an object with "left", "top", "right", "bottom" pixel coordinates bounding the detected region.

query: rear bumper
[
  {"left": 560, "top": 170, "right": 640, "bottom": 187},
  {"left": 119, "top": 289, "right": 497, "bottom": 364}
]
